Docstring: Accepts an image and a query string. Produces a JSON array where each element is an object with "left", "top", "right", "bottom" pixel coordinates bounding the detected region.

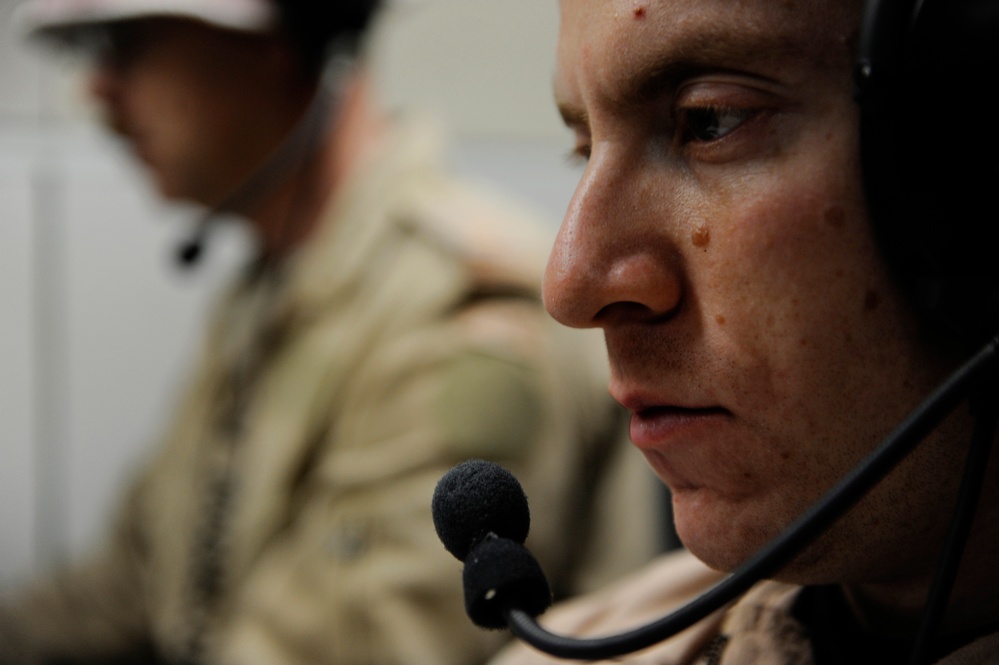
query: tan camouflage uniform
[
  {"left": 0, "top": 118, "right": 659, "bottom": 665},
  {"left": 488, "top": 549, "right": 999, "bottom": 665}
]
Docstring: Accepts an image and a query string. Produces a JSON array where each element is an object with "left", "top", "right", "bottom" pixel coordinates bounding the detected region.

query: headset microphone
[
  {"left": 432, "top": 460, "right": 552, "bottom": 628},
  {"left": 434, "top": 335, "right": 999, "bottom": 662},
  {"left": 173, "top": 36, "right": 356, "bottom": 270},
  {"left": 175, "top": 220, "right": 209, "bottom": 267}
]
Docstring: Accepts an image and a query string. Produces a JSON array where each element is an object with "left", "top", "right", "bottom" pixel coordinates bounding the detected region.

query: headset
[
  {"left": 175, "top": 5, "right": 378, "bottom": 663},
  {"left": 433, "top": 2, "right": 999, "bottom": 663},
  {"left": 176, "top": 0, "right": 382, "bottom": 268},
  {"left": 857, "top": 0, "right": 999, "bottom": 351}
]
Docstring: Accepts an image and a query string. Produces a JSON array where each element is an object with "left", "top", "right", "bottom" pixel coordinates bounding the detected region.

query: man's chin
[
  {"left": 148, "top": 174, "right": 202, "bottom": 206},
  {"left": 672, "top": 498, "right": 789, "bottom": 574},
  {"left": 680, "top": 533, "right": 759, "bottom": 574},
  {"left": 677, "top": 511, "right": 851, "bottom": 586},
  {"left": 150, "top": 177, "right": 182, "bottom": 202}
]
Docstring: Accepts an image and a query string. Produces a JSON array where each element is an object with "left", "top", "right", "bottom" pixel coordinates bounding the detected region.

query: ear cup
[{"left": 858, "top": 0, "right": 999, "bottom": 350}]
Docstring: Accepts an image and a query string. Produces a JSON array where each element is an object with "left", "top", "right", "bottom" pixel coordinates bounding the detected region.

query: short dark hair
[{"left": 272, "top": 0, "right": 383, "bottom": 71}]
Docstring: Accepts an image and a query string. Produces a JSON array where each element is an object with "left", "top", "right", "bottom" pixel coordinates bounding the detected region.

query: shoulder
[
  {"left": 713, "top": 581, "right": 810, "bottom": 665},
  {"left": 383, "top": 118, "right": 555, "bottom": 264},
  {"left": 395, "top": 159, "right": 556, "bottom": 296},
  {"left": 937, "top": 630, "right": 999, "bottom": 665},
  {"left": 488, "top": 550, "right": 728, "bottom": 665}
]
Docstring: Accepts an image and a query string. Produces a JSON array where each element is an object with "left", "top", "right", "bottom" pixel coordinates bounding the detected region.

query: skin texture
[{"left": 549, "top": 0, "right": 999, "bottom": 632}]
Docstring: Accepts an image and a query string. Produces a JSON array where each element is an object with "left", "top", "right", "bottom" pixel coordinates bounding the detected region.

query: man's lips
[{"left": 627, "top": 405, "right": 731, "bottom": 448}]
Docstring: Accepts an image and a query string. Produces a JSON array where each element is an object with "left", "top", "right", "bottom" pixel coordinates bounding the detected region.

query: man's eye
[{"left": 680, "top": 106, "right": 754, "bottom": 142}]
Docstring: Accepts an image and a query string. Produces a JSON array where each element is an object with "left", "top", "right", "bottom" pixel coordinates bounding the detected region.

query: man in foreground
[
  {"left": 490, "top": 0, "right": 999, "bottom": 663},
  {"left": 0, "top": 1, "right": 657, "bottom": 663}
]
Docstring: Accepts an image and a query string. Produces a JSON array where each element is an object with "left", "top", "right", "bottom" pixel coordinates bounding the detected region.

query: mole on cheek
[
  {"left": 633, "top": 5, "right": 646, "bottom": 18},
  {"left": 692, "top": 226, "right": 711, "bottom": 248}
]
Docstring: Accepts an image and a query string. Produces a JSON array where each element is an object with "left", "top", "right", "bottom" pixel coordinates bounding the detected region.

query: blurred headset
[
  {"left": 177, "top": 0, "right": 383, "bottom": 267},
  {"left": 857, "top": 0, "right": 999, "bottom": 350}
]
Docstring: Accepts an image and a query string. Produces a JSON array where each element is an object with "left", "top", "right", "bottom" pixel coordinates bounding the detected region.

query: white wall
[{"left": 0, "top": 0, "right": 582, "bottom": 586}]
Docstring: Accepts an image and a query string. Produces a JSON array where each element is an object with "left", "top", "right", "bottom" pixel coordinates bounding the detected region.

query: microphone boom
[{"left": 434, "top": 336, "right": 999, "bottom": 661}]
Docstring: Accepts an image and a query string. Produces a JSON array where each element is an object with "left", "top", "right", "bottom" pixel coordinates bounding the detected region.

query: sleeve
[
  {"left": 0, "top": 285, "right": 252, "bottom": 665},
  {"left": 211, "top": 304, "right": 553, "bottom": 665},
  {"left": 211, "top": 295, "right": 656, "bottom": 665},
  {"left": 0, "top": 478, "right": 156, "bottom": 665}
]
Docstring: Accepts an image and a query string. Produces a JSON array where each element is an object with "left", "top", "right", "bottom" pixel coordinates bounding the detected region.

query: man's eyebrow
[
  {"left": 623, "top": 29, "right": 798, "bottom": 105},
  {"left": 554, "top": 24, "right": 812, "bottom": 130}
]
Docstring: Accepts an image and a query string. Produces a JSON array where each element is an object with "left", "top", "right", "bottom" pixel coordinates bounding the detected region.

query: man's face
[
  {"left": 85, "top": 18, "right": 308, "bottom": 206},
  {"left": 549, "top": 0, "right": 968, "bottom": 585}
]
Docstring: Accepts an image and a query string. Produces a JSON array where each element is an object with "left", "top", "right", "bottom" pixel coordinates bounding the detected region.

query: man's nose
[
  {"left": 84, "top": 58, "right": 122, "bottom": 105},
  {"left": 543, "top": 154, "right": 684, "bottom": 330}
]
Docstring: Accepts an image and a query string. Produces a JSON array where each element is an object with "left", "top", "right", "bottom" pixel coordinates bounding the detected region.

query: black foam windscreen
[
  {"left": 432, "top": 460, "right": 531, "bottom": 562},
  {"left": 462, "top": 536, "right": 553, "bottom": 629},
  {"left": 175, "top": 225, "right": 207, "bottom": 268}
]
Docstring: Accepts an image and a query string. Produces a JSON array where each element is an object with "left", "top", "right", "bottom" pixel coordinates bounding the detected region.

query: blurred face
[
  {"left": 549, "top": 0, "right": 970, "bottom": 587},
  {"left": 86, "top": 18, "right": 311, "bottom": 206}
]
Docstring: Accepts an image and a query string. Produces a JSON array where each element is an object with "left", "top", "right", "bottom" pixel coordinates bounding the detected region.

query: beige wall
[
  {"left": 0, "top": 0, "right": 582, "bottom": 584},
  {"left": 372, "top": 1, "right": 565, "bottom": 139}
]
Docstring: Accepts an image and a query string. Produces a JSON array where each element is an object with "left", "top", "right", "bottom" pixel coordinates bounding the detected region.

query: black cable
[
  {"left": 907, "top": 384, "right": 998, "bottom": 665},
  {"left": 175, "top": 47, "right": 355, "bottom": 269},
  {"left": 504, "top": 335, "right": 999, "bottom": 661}
]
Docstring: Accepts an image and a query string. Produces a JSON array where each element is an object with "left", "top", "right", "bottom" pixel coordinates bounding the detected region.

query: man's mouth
[{"left": 628, "top": 405, "right": 731, "bottom": 448}]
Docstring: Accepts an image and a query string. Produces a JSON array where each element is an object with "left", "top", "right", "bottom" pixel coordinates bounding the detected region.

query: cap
[{"left": 13, "top": 0, "right": 280, "bottom": 42}]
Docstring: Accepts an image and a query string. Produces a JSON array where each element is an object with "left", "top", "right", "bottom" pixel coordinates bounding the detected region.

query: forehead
[{"left": 555, "top": 0, "right": 858, "bottom": 115}]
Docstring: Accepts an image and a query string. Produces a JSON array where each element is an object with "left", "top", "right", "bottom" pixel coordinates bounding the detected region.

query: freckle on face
[
  {"left": 692, "top": 226, "right": 711, "bottom": 248},
  {"left": 553, "top": 0, "right": 963, "bottom": 585}
]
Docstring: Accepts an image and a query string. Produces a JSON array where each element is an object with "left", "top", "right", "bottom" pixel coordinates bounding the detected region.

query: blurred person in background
[{"left": 0, "top": 1, "right": 660, "bottom": 663}]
